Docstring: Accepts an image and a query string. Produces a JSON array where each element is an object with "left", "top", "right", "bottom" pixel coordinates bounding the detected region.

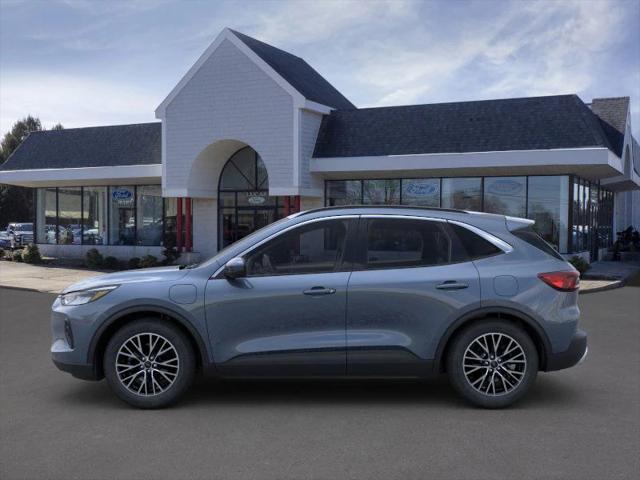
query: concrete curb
[
  {"left": 0, "top": 285, "right": 60, "bottom": 294},
  {"left": 579, "top": 280, "right": 624, "bottom": 294}
]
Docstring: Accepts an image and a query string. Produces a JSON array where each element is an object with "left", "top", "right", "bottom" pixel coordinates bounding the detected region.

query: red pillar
[
  {"left": 283, "top": 196, "right": 291, "bottom": 216},
  {"left": 293, "top": 195, "right": 301, "bottom": 213},
  {"left": 185, "top": 197, "right": 192, "bottom": 252},
  {"left": 176, "top": 197, "right": 183, "bottom": 252}
]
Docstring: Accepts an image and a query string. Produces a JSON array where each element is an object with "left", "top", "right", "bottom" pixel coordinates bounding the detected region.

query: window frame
[
  {"left": 356, "top": 215, "right": 453, "bottom": 271},
  {"left": 352, "top": 215, "right": 511, "bottom": 272},
  {"left": 229, "top": 216, "right": 359, "bottom": 278}
]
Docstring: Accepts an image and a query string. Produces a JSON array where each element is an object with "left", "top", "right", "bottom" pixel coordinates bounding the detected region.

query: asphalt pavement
[{"left": 0, "top": 286, "right": 639, "bottom": 480}]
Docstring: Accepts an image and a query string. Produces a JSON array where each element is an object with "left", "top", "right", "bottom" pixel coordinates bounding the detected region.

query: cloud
[
  {"left": 0, "top": 72, "right": 158, "bottom": 132},
  {"left": 344, "top": 0, "right": 627, "bottom": 107},
  {"left": 248, "top": 0, "right": 412, "bottom": 45},
  {"left": 0, "top": 0, "right": 637, "bottom": 138}
]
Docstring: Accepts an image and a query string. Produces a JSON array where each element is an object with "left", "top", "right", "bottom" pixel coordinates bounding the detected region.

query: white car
[{"left": 5, "top": 223, "right": 34, "bottom": 248}]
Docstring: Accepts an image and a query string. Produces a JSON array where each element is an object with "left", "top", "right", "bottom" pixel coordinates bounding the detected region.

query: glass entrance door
[{"left": 218, "top": 146, "right": 280, "bottom": 249}]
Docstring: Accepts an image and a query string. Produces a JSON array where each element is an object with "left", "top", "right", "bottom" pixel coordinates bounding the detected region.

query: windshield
[{"left": 13, "top": 224, "right": 33, "bottom": 231}]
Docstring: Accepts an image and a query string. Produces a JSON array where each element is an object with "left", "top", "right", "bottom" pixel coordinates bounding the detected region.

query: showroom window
[
  {"left": 326, "top": 180, "right": 362, "bottom": 206},
  {"left": 82, "top": 187, "right": 107, "bottom": 245},
  {"left": 325, "top": 175, "right": 613, "bottom": 254},
  {"left": 34, "top": 185, "right": 174, "bottom": 247},
  {"left": 136, "top": 186, "right": 163, "bottom": 246},
  {"left": 109, "top": 186, "right": 136, "bottom": 245},
  {"left": 57, "top": 187, "right": 82, "bottom": 245},
  {"left": 441, "top": 178, "right": 482, "bottom": 210},
  {"left": 362, "top": 179, "right": 401, "bottom": 205},
  {"left": 526, "top": 176, "right": 569, "bottom": 252},
  {"left": 35, "top": 188, "right": 57, "bottom": 244},
  {"left": 483, "top": 177, "right": 526, "bottom": 217},
  {"left": 402, "top": 179, "right": 440, "bottom": 207}
]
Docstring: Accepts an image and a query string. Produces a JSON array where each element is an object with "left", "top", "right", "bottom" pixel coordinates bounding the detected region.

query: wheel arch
[
  {"left": 88, "top": 305, "right": 211, "bottom": 379},
  {"left": 435, "top": 307, "right": 551, "bottom": 372}
]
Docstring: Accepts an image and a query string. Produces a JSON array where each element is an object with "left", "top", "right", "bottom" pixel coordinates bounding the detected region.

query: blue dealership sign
[
  {"left": 488, "top": 179, "right": 523, "bottom": 196},
  {"left": 112, "top": 188, "right": 134, "bottom": 206},
  {"left": 406, "top": 182, "right": 438, "bottom": 196}
]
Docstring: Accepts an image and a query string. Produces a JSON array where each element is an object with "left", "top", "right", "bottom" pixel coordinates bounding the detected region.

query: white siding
[
  {"left": 298, "top": 109, "right": 324, "bottom": 193},
  {"left": 163, "top": 39, "right": 294, "bottom": 197},
  {"left": 192, "top": 198, "right": 217, "bottom": 258}
]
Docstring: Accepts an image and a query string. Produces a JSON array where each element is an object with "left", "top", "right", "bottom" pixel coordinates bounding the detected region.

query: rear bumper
[{"left": 545, "top": 329, "right": 588, "bottom": 371}]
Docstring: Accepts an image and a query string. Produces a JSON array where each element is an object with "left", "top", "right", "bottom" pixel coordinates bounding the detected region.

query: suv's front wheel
[
  {"left": 446, "top": 319, "right": 538, "bottom": 408},
  {"left": 104, "top": 318, "right": 195, "bottom": 408}
]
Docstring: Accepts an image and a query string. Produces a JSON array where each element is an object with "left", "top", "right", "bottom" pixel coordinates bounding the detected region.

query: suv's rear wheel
[
  {"left": 446, "top": 319, "right": 538, "bottom": 408},
  {"left": 104, "top": 319, "right": 195, "bottom": 408}
]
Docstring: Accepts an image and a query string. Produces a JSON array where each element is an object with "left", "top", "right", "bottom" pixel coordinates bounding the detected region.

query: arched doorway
[{"left": 218, "top": 146, "right": 283, "bottom": 248}]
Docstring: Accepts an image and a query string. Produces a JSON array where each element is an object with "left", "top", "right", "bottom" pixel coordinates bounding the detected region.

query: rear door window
[{"left": 363, "top": 218, "right": 453, "bottom": 270}]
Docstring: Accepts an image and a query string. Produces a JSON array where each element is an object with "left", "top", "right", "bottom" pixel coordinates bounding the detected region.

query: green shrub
[
  {"left": 102, "top": 256, "right": 119, "bottom": 270},
  {"left": 85, "top": 248, "right": 104, "bottom": 269},
  {"left": 139, "top": 255, "right": 158, "bottom": 269},
  {"left": 568, "top": 256, "right": 589, "bottom": 275},
  {"left": 0, "top": 248, "right": 5, "bottom": 260},
  {"left": 12, "top": 250, "right": 23, "bottom": 262},
  {"left": 128, "top": 257, "right": 141, "bottom": 269},
  {"left": 161, "top": 232, "right": 181, "bottom": 265},
  {"left": 22, "top": 244, "right": 42, "bottom": 264}
]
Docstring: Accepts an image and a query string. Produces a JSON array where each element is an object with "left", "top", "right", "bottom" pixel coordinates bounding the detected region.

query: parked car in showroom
[
  {"left": 51, "top": 206, "right": 586, "bottom": 409},
  {"left": 4, "top": 222, "right": 34, "bottom": 249}
]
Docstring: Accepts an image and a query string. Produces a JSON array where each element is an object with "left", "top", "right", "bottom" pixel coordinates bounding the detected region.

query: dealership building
[{"left": 1, "top": 28, "right": 638, "bottom": 262}]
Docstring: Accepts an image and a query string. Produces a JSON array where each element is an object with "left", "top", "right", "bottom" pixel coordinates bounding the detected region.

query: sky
[{"left": 1, "top": 0, "right": 639, "bottom": 137}]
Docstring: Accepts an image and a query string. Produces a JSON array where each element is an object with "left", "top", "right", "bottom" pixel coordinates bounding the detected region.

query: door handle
[
  {"left": 303, "top": 286, "right": 336, "bottom": 296},
  {"left": 436, "top": 281, "right": 469, "bottom": 290}
]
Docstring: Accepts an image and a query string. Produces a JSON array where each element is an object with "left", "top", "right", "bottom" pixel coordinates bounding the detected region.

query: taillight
[{"left": 538, "top": 271, "right": 580, "bottom": 291}]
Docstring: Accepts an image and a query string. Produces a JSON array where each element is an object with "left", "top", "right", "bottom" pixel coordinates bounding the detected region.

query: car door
[
  {"left": 346, "top": 215, "right": 481, "bottom": 377},
  {"left": 205, "top": 216, "right": 357, "bottom": 377}
]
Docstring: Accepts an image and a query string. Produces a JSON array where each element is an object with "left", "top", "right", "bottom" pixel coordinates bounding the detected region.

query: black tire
[
  {"left": 446, "top": 319, "right": 538, "bottom": 408},
  {"left": 104, "top": 318, "right": 195, "bottom": 409}
]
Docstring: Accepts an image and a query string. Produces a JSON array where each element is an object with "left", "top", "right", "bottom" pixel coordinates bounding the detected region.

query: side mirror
[{"left": 223, "top": 257, "right": 246, "bottom": 279}]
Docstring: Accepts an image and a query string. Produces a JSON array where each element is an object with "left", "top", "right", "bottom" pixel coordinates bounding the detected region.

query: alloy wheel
[
  {"left": 115, "top": 333, "right": 180, "bottom": 396},
  {"left": 462, "top": 332, "right": 526, "bottom": 396}
]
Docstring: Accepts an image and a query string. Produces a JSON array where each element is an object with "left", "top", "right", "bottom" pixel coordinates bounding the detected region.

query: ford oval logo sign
[
  {"left": 488, "top": 180, "right": 523, "bottom": 195},
  {"left": 247, "top": 195, "right": 266, "bottom": 205},
  {"left": 405, "top": 182, "right": 438, "bottom": 196},
  {"left": 112, "top": 189, "right": 133, "bottom": 200}
]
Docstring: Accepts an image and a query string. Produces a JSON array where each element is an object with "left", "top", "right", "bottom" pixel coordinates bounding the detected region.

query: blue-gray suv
[{"left": 51, "top": 206, "right": 587, "bottom": 408}]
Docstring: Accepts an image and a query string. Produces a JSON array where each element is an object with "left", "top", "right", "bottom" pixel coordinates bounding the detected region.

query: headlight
[{"left": 60, "top": 286, "right": 118, "bottom": 306}]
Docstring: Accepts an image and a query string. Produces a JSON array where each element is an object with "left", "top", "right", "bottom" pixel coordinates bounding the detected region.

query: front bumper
[
  {"left": 545, "top": 329, "right": 588, "bottom": 371},
  {"left": 51, "top": 301, "right": 102, "bottom": 380},
  {"left": 52, "top": 359, "right": 100, "bottom": 380}
]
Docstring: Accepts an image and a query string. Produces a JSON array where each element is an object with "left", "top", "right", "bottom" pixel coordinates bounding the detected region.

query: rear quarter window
[
  {"left": 512, "top": 227, "right": 564, "bottom": 260},
  {"left": 447, "top": 223, "right": 503, "bottom": 261}
]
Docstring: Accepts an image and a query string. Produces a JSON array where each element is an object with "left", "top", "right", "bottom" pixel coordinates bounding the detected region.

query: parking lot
[{"left": 1, "top": 285, "right": 638, "bottom": 480}]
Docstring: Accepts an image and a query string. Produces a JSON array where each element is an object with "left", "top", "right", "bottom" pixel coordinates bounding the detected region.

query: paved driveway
[{"left": 1, "top": 286, "right": 638, "bottom": 480}]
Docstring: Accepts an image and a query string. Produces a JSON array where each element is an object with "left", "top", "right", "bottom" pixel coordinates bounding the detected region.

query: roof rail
[{"left": 296, "top": 205, "right": 469, "bottom": 217}]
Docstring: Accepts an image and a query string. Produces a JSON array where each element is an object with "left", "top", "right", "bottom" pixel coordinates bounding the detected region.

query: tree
[{"left": 0, "top": 116, "right": 62, "bottom": 228}]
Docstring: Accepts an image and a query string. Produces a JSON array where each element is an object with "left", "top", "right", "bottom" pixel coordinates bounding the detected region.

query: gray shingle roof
[
  {"left": 313, "top": 95, "right": 616, "bottom": 158},
  {"left": 0, "top": 122, "right": 161, "bottom": 171},
  {"left": 230, "top": 29, "right": 355, "bottom": 110},
  {"left": 590, "top": 97, "right": 629, "bottom": 157}
]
